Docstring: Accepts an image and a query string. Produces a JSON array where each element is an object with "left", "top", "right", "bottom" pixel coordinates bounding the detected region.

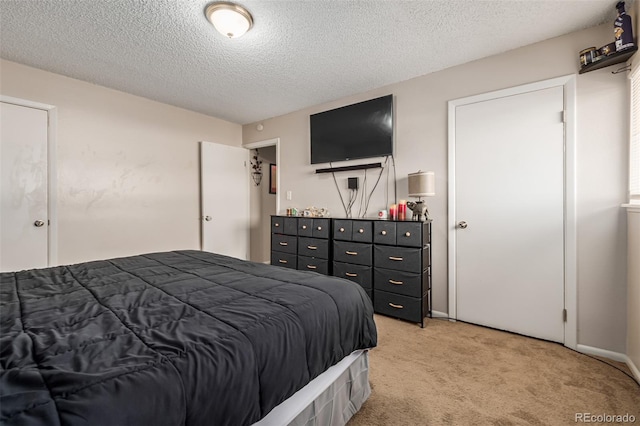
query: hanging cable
[
  {"left": 391, "top": 155, "right": 398, "bottom": 204},
  {"left": 363, "top": 157, "right": 387, "bottom": 217},
  {"left": 330, "top": 162, "right": 348, "bottom": 217}
]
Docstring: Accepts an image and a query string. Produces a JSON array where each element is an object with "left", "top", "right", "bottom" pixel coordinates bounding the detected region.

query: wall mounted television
[{"left": 310, "top": 94, "right": 393, "bottom": 165}]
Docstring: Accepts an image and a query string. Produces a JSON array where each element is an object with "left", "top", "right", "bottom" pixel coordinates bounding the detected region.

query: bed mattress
[{"left": 0, "top": 250, "right": 377, "bottom": 426}]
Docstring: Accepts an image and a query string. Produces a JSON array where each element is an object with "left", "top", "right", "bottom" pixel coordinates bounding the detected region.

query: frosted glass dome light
[{"left": 205, "top": 2, "right": 253, "bottom": 39}]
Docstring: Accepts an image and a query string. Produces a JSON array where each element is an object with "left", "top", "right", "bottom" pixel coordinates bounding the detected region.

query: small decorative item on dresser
[
  {"left": 378, "top": 209, "right": 388, "bottom": 220},
  {"left": 407, "top": 171, "right": 436, "bottom": 221},
  {"left": 398, "top": 200, "right": 407, "bottom": 221},
  {"left": 389, "top": 204, "right": 398, "bottom": 220}
]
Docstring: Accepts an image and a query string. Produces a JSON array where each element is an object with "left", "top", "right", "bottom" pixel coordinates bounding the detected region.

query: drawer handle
[
  {"left": 317, "top": 226, "right": 322, "bottom": 231},
  {"left": 358, "top": 228, "right": 364, "bottom": 233},
  {"left": 339, "top": 227, "right": 345, "bottom": 232},
  {"left": 405, "top": 232, "right": 411, "bottom": 237},
  {"left": 279, "top": 242, "right": 288, "bottom": 246},
  {"left": 345, "top": 272, "right": 358, "bottom": 277},
  {"left": 389, "top": 279, "right": 404, "bottom": 285},
  {"left": 389, "top": 256, "right": 403, "bottom": 261},
  {"left": 302, "top": 225, "right": 307, "bottom": 229},
  {"left": 278, "top": 259, "right": 288, "bottom": 264},
  {"left": 381, "top": 230, "right": 387, "bottom": 235},
  {"left": 275, "top": 223, "right": 280, "bottom": 227},
  {"left": 389, "top": 303, "right": 404, "bottom": 309},
  {"left": 307, "top": 245, "right": 317, "bottom": 250},
  {"left": 346, "top": 251, "right": 358, "bottom": 256},
  {"left": 307, "top": 265, "right": 317, "bottom": 269}
]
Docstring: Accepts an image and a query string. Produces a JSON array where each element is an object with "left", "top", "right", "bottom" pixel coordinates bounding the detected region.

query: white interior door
[
  {"left": 1, "top": 102, "right": 49, "bottom": 272},
  {"left": 200, "top": 141, "right": 249, "bottom": 260},
  {"left": 453, "top": 86, "right": 565, "bottom": 343}
]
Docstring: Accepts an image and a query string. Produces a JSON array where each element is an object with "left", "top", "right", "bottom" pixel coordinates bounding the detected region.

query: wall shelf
[{"left": 579, "top": 46, "right": 637, "bottom": 74}]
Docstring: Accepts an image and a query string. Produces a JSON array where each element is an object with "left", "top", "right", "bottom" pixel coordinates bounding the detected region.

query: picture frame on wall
[{"left": 269, "top": 164, "right": 277, "bottom": 194}]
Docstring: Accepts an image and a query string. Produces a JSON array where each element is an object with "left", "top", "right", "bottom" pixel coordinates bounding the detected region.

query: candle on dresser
[
  {"left": 389, "top": 204, "right": 398, "bottom": 220},
  {"left": 398, "top": 200, "right": 407, "bottom": 221}
]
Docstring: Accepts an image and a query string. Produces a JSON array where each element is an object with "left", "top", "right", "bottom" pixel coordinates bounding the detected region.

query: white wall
[
  {"left": 627, "top": 209, "right": 640, "bottom": 380},
  {"left": 1, "top": 60, "right": 242, "bottom": 265},
  {"left": 243, "top": 23, "right": 630, "bottom": 353}
]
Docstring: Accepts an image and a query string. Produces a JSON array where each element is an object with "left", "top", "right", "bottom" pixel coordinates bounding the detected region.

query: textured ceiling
[{"left": 0, "top": 0, "right": 621, "bottom": 124}]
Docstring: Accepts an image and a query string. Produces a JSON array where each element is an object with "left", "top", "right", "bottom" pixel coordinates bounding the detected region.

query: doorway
[
  {"left": 244, "top": 138, "right": 280, "bottom": 263},
  {"left": 447, "top": 76, "right": 577, "bottom": 347},
  {"left": 0, "top": 97, "right": 58, "bottom": 272}
]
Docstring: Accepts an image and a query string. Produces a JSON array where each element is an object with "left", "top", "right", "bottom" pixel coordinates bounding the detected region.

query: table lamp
[{"left": 407, "top": 171, "right": 435, "bottom": 221}]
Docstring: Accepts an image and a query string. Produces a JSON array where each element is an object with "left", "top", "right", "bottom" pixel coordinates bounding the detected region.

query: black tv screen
[{"left": 310, "top": 95, "right": 393, "bottom": 164}]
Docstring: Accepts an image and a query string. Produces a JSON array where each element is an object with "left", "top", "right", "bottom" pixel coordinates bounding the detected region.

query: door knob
[
  {"left": 204, "top": 216, "right": 212, "bottom": 221},
  {"left": 458, "top": 221, "right": 468, "bottom": 229},
  {"left": 34, "top": 220, "right": 45, "bottom": 227}
]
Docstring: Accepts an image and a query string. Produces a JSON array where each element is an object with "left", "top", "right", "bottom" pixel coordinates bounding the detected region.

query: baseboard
[
  {"left": 576, "top": 344, "right": 627, "bottom": 363},
  {"left": 625, "top": 356, "right": 640, "bottom": 383},
  {"left": 575, "top": 344, "right": 640, "bottom": 384},
  {"left": 431, "top": 310, "right": 450, "bottom": 319}
]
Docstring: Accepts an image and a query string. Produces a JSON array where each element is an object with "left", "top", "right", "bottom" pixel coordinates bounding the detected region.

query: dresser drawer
[
  {"left": 351, "top": 221, "right": 373, "bottom": 243},
  {"left": 298, "top": 237, "right": 329, "bottom": 259},
  {"left": 374, "top": 221, "right": 396, "bottom": 245},
  {"left": 298, "top": 218, "right": 313, "bottom": 236},
  {"left": 271, "top": 252, "right": 297, "bottom": 269},
  {"left": 272, "top": 216, "right": 298, "bottom": 235},
  {"left": 374, "top": 290, "right": 423, "bottom": 323},
  {"left": 333, "top": 262, "right": 372, "bottom": 290},
  {"left": 396, "top": 222, "right": 424, "bottom": 247},
  {"left": 333, "top": 241, "right": 372, "bottom": 266},
  {"left": 374, "top": 245, "right": 422, "bottom": 272},
  {"left": 298, "top": 256, "right": 329, "bottom": 275},
  {"left": 333, "top": 220, "right": 353, "bottom": 241},
  {"left": 374, "top": 267, "right": 423, "bottom": 298},
  {"left": 271, "top": 234, "right": 297, "bottom": 254},
  {"left": 312, "top": 218, "right": 330, "bottom": 239}
]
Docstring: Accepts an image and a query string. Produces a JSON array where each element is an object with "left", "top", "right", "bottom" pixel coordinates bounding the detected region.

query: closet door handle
[{"left": 389, "top": 303, "right": 404, "bottom": 309}]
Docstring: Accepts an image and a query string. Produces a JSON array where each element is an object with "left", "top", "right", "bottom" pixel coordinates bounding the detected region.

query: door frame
[
  {"left": 1, "top": 95, "right": 58, "bottom": 267},
  {"left": 447, "top": 75, "right": 577, "bottom": 349}
]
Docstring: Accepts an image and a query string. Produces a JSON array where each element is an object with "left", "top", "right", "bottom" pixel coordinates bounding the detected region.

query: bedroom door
[
  {"left": 450, "top": 84, "right": 566, "bottom": 343},
  {"left": 1, "top": 102, "right": 49, "bottom": 272},
  {"left": 200, "top": 142, "right": 249, "bottom": 260}
]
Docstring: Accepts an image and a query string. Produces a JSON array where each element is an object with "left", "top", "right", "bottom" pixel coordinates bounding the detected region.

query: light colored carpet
[{"left": 349, "top": 315, "right": 640, "bottom": 425}]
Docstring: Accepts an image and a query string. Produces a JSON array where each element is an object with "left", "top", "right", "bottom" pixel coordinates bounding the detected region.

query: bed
[{"left": 0, "top": 250, "right": 377, "bottom": 425}]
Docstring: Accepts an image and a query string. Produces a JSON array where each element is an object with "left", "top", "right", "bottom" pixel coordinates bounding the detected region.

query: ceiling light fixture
[{"left": 205, "top": 2, "right": 253, "bottom": 39}]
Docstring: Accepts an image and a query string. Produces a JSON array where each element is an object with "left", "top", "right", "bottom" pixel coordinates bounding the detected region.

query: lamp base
[{"left": 407, "top": 200, "right": 430, "bottom": 221}]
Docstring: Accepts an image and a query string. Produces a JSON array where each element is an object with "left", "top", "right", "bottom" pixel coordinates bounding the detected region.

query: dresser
[
  {"left": 270, "top": 215, "right": 432, "bottom": 327},
  {"left": 372, "top": 220, "right": 431, "bottom": 327},
  {"left": 270, "top": 216, "right": 331, "bottom": 274}
]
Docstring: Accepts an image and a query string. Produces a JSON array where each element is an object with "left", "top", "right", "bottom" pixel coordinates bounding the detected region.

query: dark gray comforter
[{"left": 0, "top": 250, "right": 377, "bottom": 425}]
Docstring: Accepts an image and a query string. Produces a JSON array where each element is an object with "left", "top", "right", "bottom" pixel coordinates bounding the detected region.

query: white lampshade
[
  {"left": 408, "top": 171, "right": 435, "bottom": 197},
  {"left": 206, "top": 2, "right": 253, "bottom": 39}
]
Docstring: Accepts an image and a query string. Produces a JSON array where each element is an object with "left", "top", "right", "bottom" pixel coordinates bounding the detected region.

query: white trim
[
  {"left": 627, "top": 356, "right": 640, "bottom": 383},
  {"left": 622, "top": 203, "right": 640, "bottom": 212},
  {"left": 576, "top": 344, "right": 627, "bottom": 363},
  {"left": 447, "top": 75, "right": 578, "bottom": 350},
  {"left": 244, "top": 138, "right": 281, "bottom": 215},
  {"left": 431, "top": 310, "right": 450, "bottom": 319},
  {"left": 0, "top": 95, "right": 58, "bottom": 267}
]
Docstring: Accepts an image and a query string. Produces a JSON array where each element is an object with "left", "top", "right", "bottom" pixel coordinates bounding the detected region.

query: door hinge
[
  {"left": 563, "top": 309, "right": 567, "bottom": 322},
  {"left": 561, "top": 110, "right": 567, "bottom": 123}
]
